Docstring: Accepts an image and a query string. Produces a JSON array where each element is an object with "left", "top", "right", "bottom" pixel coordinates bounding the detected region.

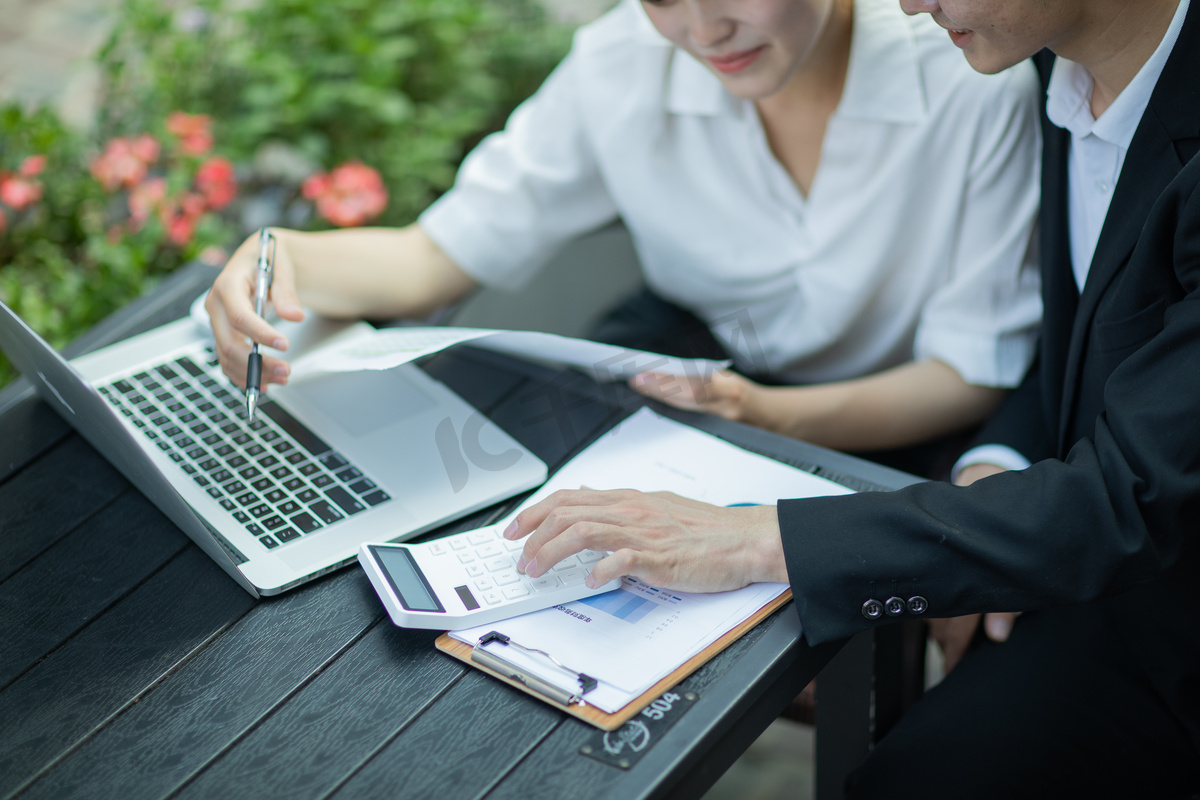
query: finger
[
  {"left": 519, "top": 504, "right": 642, "bottom": 577},
  {"left": 629, "top": 372, "right": 688, "bottom": 404},
  {"left": 984, "top": 611, "right": 1018, "bottom": 642},
  {"left": 584, "top": 548, "right": 636, "bottom": 588},
  {"left": 265, "top": 237, "right": 305, "bottom": 323}
]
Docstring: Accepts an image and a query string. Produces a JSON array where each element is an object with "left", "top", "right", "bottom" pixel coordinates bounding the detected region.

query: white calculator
[{"left": 358, "top": 523, "right": 622, "bottom": 630}]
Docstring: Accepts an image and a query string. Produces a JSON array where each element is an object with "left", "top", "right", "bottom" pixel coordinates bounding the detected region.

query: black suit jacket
[{"left": 781, "top": 1, "right": 1200, "bottom": 746}]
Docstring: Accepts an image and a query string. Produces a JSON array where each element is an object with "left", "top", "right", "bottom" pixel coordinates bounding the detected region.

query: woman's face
[{"left": 641, "top": 0, "right": 838, "bottom": 99}]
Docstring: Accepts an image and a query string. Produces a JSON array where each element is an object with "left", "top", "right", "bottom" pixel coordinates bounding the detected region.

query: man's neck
[{"left": 1063, "top": 0, "right": 1181, "bottom": 117}]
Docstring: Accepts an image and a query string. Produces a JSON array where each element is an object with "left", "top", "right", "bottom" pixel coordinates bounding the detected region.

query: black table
[{"left": 0, "top": 262, "right": 921, "bottom": 800}]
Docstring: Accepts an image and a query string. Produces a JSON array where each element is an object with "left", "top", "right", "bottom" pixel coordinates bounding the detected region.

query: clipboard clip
[{"left": 472, "top": 631, "right": 598, "bottom": 707}]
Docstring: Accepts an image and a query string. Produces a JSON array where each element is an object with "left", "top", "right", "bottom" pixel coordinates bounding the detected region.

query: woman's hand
[
  {"left": 502, "top": 487, "right": 787, "bottom": 593},
  {"left": 205, "top": 229, "right": 305, "bottom": 391},
  {"left": 629, "top": 369, "right": 754, "bottom": 422}
]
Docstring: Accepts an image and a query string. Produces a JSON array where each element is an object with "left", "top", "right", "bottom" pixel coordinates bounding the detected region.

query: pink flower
[
  {"left": 198, "top": 245, "right": 228, "bottom": 266},
  {"left": 0, "top": 173, "right": 42, "bottom": 210},
  {"left": 166, "top": 112, "right": 214, "bottom": 156},
  {"left": 19, "top": 154, "right": 46, "bottom": 178},
  {"left": 194, "top": 156, "right": 237, "bottom": 210},
  {"left": 159, "top": 192, "right": 207, "bottom": 246},
  {"left": 127, "top": 177, "right": 168, "bottom": 231},
  {"left": 91, "top": 138, "right": 150, "bottom": 191},
  {"left": 302, "top": 161, "right": 388, "bottom": 228},
  {"left": 131, "top": 135, "right": 161, "bottom": 164}
]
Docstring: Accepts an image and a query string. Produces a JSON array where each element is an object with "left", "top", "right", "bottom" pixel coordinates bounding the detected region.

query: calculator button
[
  {"left": 450, "top": 538, "right": 468, "bottom": 551},
  {"left": 428, "top": 541, "right": 448, "bottom": 556},
  {"left": 457, "top": 552, "right": 476, "bottom": 565},
  {"left": 484, "top": 557, "right": 512, "bottom": 573},
  {"left": 557, "top": 567, "right": 587, "bottom": 586},
  {"left": 475, "top": 543, "right": 502, "bottom": 559},
  {"left": 482, "top": 590, "right": 503, "bottom": 606},
  {"left": 493, "top": 570, "right": 521, "bottom": 586},
  {"left": 502, "top": 539, "right": 523, "bottom": 552},
  {"left": 474, "top": 577, "right": 495, "bottom": 592},
  {"left": 530, "top": 576, "right": 561, "bottom": 592},
  {"left": 578, "top": 550, "right": 605, "bottom": 564},
  {"left": 467, "top": 530, "right": 494, "bottom": 546},
  {"left": 502, "top": 585, "right": 531, "bottom": 600},
  {"left": 551, "top": 556, "right": 579, "bottom": 571},
  {"left": 465, "top": 564, "right": 485, "bottom": 578}
]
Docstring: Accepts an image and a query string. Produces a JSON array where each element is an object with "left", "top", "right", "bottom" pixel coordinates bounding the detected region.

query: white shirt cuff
[{"left": 951, "top": 444, "right": 1032, "bottom": 483}]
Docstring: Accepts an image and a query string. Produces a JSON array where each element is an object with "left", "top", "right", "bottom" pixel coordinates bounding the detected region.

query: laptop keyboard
[{"left": 97, "top": 346, "right": 392, "bottom": 550}]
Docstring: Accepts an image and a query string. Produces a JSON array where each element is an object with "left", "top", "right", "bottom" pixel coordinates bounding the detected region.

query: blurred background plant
[{"left": 0, "top": 0, "right": 571, "bottom": 387}]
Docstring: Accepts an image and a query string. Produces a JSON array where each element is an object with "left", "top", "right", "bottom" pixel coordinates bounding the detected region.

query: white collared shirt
[
  {"left": 421, "top": 0, "right": 1042, "bottom": 386},
  {"left": 1046, "top": 0, "right": 1190, "bottom": 289}
]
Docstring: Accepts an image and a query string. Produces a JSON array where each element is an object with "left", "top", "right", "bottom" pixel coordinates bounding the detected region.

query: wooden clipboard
[{"left": 435, "top": 588, "right": 792, "bottom": 731}]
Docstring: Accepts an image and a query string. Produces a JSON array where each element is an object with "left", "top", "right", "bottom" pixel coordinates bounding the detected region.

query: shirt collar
[
  {"left": 1045, "top": 0, "right": 1189, "bottom": 147},
  {"left": 649, "top": 0, "right": 925, "bottom": 122}
]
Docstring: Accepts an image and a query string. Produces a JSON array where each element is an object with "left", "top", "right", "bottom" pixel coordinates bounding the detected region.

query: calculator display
[{"left": 370, "top": 545, "right": 444, "bottom": 613}]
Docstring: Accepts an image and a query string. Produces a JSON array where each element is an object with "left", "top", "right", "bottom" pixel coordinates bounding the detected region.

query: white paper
[
  {"left": 450, "top": 408, "right": 854, "bottom": 714},
  {"left": 288, "top": 325, "right": 729, "bottom": 381}
]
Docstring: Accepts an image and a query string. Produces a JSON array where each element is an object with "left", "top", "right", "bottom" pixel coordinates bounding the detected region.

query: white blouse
[{"left": 420, "top": 0, "right": 1042, "bottom": 386}]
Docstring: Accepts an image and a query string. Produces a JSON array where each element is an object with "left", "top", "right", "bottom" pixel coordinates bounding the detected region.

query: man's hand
[
  {"left": 928, "top": 611, "right": 1019, "bottom": 672},
  {"left": 502, "top": 488, "right": 787, "bottom": 592},
  {"left": 929, "top": 460, "right": 1019, "bottom": 672},
  {"left": 629, "top": 370, "right": 753, "bottom": 422},
  {"left": 205, "top": 229, "right": 305, "bottom": 391}
]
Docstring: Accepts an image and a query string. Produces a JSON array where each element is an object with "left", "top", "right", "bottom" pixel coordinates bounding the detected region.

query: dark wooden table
[{"left": 0, "top": 263, "right": 920, "bottom": 800}]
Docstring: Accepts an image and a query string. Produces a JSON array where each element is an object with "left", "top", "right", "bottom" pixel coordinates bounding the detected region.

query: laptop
[{"left": 0, "top": 297, "right": 547, "bottom": 597}]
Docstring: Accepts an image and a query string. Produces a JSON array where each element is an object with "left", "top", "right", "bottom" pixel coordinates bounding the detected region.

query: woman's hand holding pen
[
  {"left": 503, "top": 488, "right": 788, "bottom": 593},
  {"left": 206, "top": 228, "right": 306, "bottom": 391}
]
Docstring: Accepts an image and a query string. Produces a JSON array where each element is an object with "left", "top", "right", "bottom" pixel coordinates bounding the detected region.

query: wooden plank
[
  {"left": 420, "top": 348, "right": 530, "bottom": 415},
  {"left": 479, "top": 611, "right": 800, "bottom": 800},
  {"left": 0, "top": 390, "right": 72, "bottom": 483},
  {"left": 0, "top": 262, "right": 217, "bottom": 483},
  {"left": 486, "top": 371, "right": 627, "bottom": 469},
  {"left": 173, "top": 622, "right": 462, "bottom": 800},
  {"left": 0, "top": 490, "right": 190, "bottom": 689},
  {"left": 16, "top": 569, "right": 380, "bottom": 800},
  {"left": 0, "top": 547, "right": 254, "bottom": 799},
  {"left": 0, "top": 435, "right": 129, "bottom": 583},
  {"left": 327, "top": 669, "right": 562, "bottom": 800}
]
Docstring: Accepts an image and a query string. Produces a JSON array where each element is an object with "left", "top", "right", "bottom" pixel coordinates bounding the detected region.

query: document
[
  {"left": 289, "top": 325, "right": 730, "bottom": 382},
  {"left": 449, "top": 408, "right": 853, "bottom": 714}
]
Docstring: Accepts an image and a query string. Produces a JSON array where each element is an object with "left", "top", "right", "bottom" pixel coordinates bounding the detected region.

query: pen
[{"left": 245, "top": 227, "right": 274, "bottom": 421}]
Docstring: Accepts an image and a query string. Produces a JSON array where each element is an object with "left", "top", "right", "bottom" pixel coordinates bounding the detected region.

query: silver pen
[{"left": 245, "top": 228, "right": 275, "bottom": 421}]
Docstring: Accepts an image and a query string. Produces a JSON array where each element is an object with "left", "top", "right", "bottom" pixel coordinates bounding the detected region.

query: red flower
[
  {"left": 0, "top": 173, "right": 42, "bottom": 210},
  {"left": 19, "top": 155, "right": 46, "bottom": 178},
  {"left": 195, "top": 156, "right": 237, "bottom": 210},
  {"left": 302, "top": 161, "right": 388, "bottom": 228},
  {"left": 166, "top": 112, "right": 214, "bottom": 156},
  {"left": 159, "top": 192, "right": 207, "bottom": 246},
  {"left": 131, "top": 135, "right": 161, "bottom": 165},
  {"left": 91, "top": 138, "right": 151, "bottom": 191},
  {"left": 127, "top": 177, "right": 168, "bottom": 231}
]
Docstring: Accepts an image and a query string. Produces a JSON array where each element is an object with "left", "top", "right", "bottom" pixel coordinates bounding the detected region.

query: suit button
[
  {"left": 861, "top": 599, "right": 884, "bottom": 620},
  {"left": 907, "top": 595, "right": 928, "bottom": 615},
  {"left": 884, "top": 596, "right": 905, "bottom": 617}
]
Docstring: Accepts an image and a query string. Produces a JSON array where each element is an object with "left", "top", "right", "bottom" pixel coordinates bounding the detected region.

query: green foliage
[
  {"left": 95, "top": 0, "right": 570, "bottom": 226},
  {"left": 1, "top": 0, "right": 571, "bottom": 388},
  {"left": 0, "top": 105, "right": 234, "bottom": 387}
]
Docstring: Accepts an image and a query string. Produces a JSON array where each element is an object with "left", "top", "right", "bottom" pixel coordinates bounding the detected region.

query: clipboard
[{"left": 435, "top": 588, "right": 792, "bottom": 730}]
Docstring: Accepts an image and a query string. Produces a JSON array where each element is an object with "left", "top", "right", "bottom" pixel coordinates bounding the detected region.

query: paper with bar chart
[{"left": 450, "top": 407, "right": 853, "bottom": 713}]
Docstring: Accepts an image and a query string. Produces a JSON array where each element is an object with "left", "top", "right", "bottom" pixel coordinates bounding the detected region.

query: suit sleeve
[{"left": 782, "top": 159, "right": 1200, "bottom": 645}]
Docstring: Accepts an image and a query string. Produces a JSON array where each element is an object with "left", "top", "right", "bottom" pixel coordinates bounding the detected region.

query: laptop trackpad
[{"left": 289, "top": 369, "right": 437, "bottom": 438}]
